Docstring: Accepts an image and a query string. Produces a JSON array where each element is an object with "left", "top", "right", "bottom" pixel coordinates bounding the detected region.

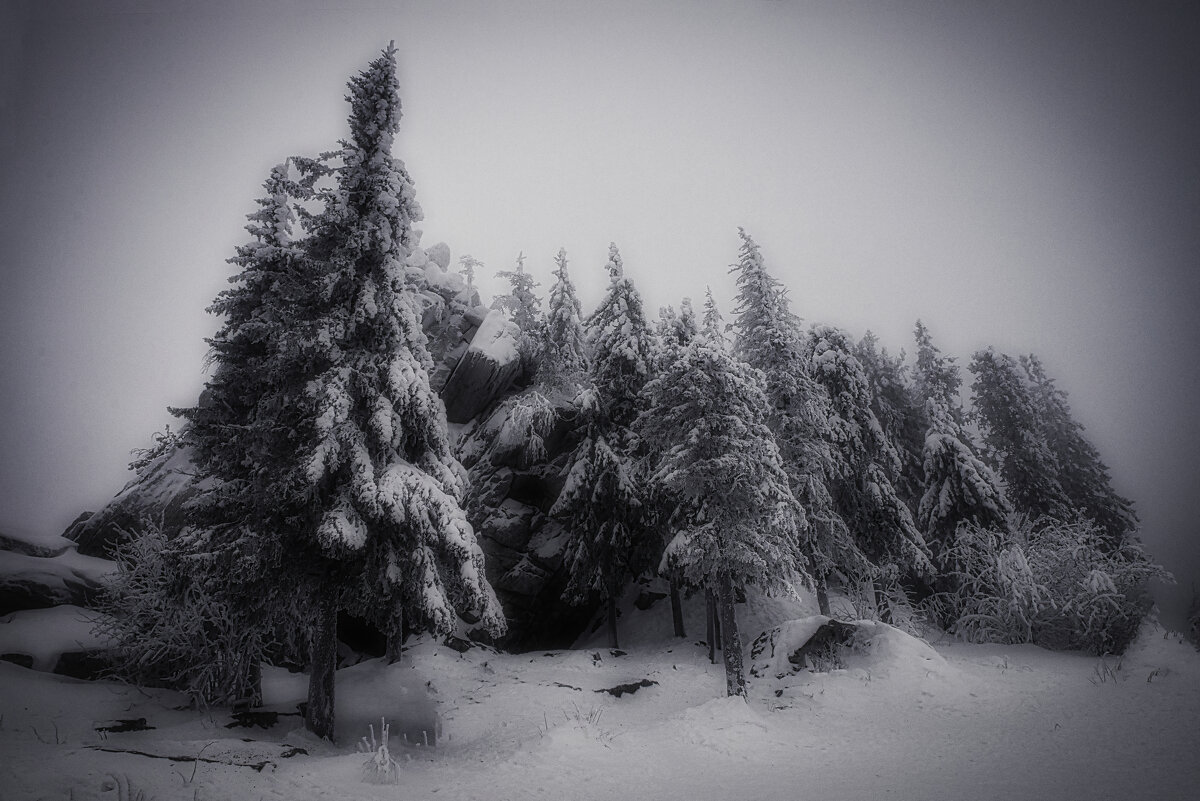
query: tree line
[{"left": 102, "top": 45, "right": 1167, "bottom": 739}]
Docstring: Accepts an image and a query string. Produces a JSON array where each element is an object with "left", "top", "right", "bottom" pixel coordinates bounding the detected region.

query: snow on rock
[
  {"left": 749, "top": 615, "right": 953, "bottom": 693},
  {"left": 0, "top": 545, "right": 115, "bottom": 614},
  {"left": 441, "top": 309, "right": 522, "bottom": 423},
  {"left": 0, "top": 528, "right": 75, "bottom": 558},
  {"left": 425, "top": 241, "right": 451, "bottom": 271},
  {"left": 0, "top": 605, "right": 112, "bottom": 672},
  {"left": 65, "top": 444, "right": 211, "bottom": 557}
]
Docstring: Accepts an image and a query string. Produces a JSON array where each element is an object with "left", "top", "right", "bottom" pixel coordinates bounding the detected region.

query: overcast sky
[{"left": 2, "top": 0, "right": 1198, "bottom": 620}]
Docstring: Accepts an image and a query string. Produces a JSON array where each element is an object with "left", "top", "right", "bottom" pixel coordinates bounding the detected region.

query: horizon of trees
[{"left": 101, "top": 44, "right": 1171, "bottom": 732}]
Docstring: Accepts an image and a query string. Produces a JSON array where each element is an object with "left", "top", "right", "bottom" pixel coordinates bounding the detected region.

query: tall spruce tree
[
  {"left": 911, "top": 322, "right": 1009, "bottom": 568},
  {"left": 184, "top": 46, "right": 504, "bottom": 741},
  {"left": 806, "top": 324, "right": 932, "bottom": 618},
  {"left": 728, "top": 229, "right": 857, "bottom": 614},
  {"left": 969, "top": 348, "right": 1069, "bottom": 521},
  {"left": 1021, "top": 354, "right": 1138, "bottom": 548},
  {"left": 855, "top": 331, "right": 925, "bottom": 510},
  {"left": 554, "top": 244, "right": 655, "bottom": 649},
  {"left": 172, "top": 158, "right": 326, "bottom": 706},
  {"left": 637, "top": 314, "right": 807, "bottom": 697},
  {"left": 541, "top": 248, "right": 587, "bottom": 387}
]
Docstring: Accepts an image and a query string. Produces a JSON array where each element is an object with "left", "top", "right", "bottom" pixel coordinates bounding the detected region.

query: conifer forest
[{"left": 3, "top": 15, "right": 1199, "bottom": 801}]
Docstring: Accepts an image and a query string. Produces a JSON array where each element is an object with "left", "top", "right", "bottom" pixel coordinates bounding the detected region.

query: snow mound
[
  {"left": 0, "top": 546, "right": 115, "bottom": 613},
  {"left": 750, "top": 616, "right": 952, "bottom": 690},
  {"left": 675, "top": 695, "right": 768, "bottom": 755},
  {"left": 467, "top": 308, "right": 520, "bottom": 366},
  {"left": 0, "top": 605, "right": 112, "bottom": 671}
]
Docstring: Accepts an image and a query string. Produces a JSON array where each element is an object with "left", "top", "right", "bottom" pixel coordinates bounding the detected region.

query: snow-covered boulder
[
  {"left": 441, "top": 309, "right": 522, "bottom": 423},
  {"left": 65, "top": 444, "right": 209, "bottom": 558},
  {"left": 0, "top": 605, "right": 113, "bottom": 677},
  {"left": 0, "top": 543, "right": 115, "bottom": 614},
  {"left": 749, "top": 616, "right": 951, "bottom": 690},
  {"left": 0, "top": 528, "right": 75, "bottom": 558}
]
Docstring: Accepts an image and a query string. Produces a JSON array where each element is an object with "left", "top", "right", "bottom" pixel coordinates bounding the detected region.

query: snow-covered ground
[{"left": 2, "top": 589, "right": 1197, "bottom": 801}]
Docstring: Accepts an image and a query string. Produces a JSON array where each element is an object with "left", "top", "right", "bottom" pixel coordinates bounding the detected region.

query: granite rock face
[{"left": 458, "top": 389, "right": 595, "bottom": 650}]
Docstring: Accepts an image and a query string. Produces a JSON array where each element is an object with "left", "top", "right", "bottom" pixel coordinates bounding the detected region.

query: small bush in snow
[
  {"left": 357, "top": 717, "right": 401, "bottom": 784},
  {"left": 96, "top": 521, "right": 294, "bottom": 707},
  {"left": 926, "top": 515, "right": 1170, "bottom": 655}
]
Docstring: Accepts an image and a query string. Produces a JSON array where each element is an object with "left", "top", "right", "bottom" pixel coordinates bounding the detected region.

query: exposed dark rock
[
  {"left": 1, "top": 653, "right": 34, "bottom": 669},
  {"left": 789, "top": 619, "right": 860, "bottom": 671},
  {"left": 64, "top": 445, "right": 205, "bottom": 558},
  {"left": 750, "top": 619, "right": 863, "bottom": 679},
  {"left": 634, "top": 590, "right": 669, "bottom": 611},
  {"left": 595, "top": 679, "right": 657, "bottom": 697},
  {"left": 479, "top": 500, "right": 538, "bottom": 551},
  {"left": 95, "top": 718, "right": 154, "bottom": 734},
  {"left": 53, "top": 650, "right": 111, "bottom": 680},
  {"left": 224, "top": 709, "right": 299, "bottom": 730},
  {"left": 443, "top": 635, "right": 472, "bottom": 653},
  {"left": 0, "top": 577, "right": 86, "bottom": 615}
]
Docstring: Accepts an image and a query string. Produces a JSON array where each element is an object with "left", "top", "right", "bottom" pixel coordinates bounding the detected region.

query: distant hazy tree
[
  {"left": 911, "top": 322, "right": 1009, "bottom": 569},
  {"left": 638, "top": 313, "right": 806, "bottom": 697},
  {"left": 458, "top": 254, "right": 482, "bottom": 289},
  {"left": 1021, "top": 354, "right": 1138, "bottom": 549},
  {"left": 969, "top": 348, "right": 1069, "bottom": 521},
  {"left": 654, "top": 297, "right": 698, "bottom": 372},
  {"left": 493, "top": 252, "right": 544, "bottom": 377}
]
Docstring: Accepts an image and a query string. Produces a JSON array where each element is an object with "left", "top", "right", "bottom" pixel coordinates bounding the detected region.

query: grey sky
[{"left": 2, "top": 1, "right": 1198, "bottom": 620}]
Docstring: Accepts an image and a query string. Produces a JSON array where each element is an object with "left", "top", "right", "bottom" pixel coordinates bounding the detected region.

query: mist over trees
[{"left": 98, "top": 44, "right": 1172, "bottom": 731}]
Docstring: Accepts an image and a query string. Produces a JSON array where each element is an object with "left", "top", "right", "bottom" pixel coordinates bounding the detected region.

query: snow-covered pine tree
[
  {"left": 913, "top": 320, "right": 962, "bottom": 427},
  {"left": 969, "top": 348, "right": 1069, "bottom": 522},
  {"left": 584, "top": 243, "right": 655, "bottom": 430},
  {"left": 169, "top": 158, "right": 325, "bottom": 706},
  {"left": 855, "top": 331, "right": 925, "bottom": 510},
  {"left": 540, "top": 248, "right": 587, "bottom": 388},
  {"left": 554, "top": 243, "right": 655, "bottom": 649},
  {"left": 458, "top": 254, "right": 482, "bottom": 289},
  {"left": 646, "top": 297, "right": 701, "bottom": 637},
  {"left": 279, "top": 44, "right": 503, "bottom": 739},
  {"left": 728, "top": 229, "right": 858, "bottom": 615},
  {"left": 911, "top": 322, "right": 1010, "bottom": 575},
  {"left": 493, "top": 252, "right": 544, "bottom": 378},
  {"left": 1021, "top": 354, "right": 1138, "bottom": 549},
  {"left": 637, "top": 312, "right": 807, "bottom": 697},
  {"left": 653, "top": 297, "right": 698, "bottom": 373},
  {"left": 806, "top": 324, "right": 932, "bottom": 619}
]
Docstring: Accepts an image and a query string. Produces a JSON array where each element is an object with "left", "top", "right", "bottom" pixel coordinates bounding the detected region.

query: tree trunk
[
  {"left": 386, "top": 606, "right": 404, "bottom": 664},
  {"left": 716, "top": 571, "right": 746, "bottom": 698},
  {"left": 607, "top": 596, "right": 619, "bottom": 650},
  {"left": 669, "top": 578, "right": 686, "bottom": 638},
  {"left": 873, "top": 579, "right": 892, "bottom": 624},
  {"left": 706, "top": 588, "right": 717, "bottom": 664},
  {"left": 246, "top": 658, "right": 263, "bottom": 709},
  {"left": 306, "top": 595, "right": 338, "bottom": 741},
  {"left": 807, "top": 554, "right": 830, "bottom": 616}
]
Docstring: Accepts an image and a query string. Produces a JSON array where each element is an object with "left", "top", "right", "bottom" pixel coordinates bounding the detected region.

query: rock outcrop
[{"left": 458, "top": 389, "right": 595, "bottom": 649}]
